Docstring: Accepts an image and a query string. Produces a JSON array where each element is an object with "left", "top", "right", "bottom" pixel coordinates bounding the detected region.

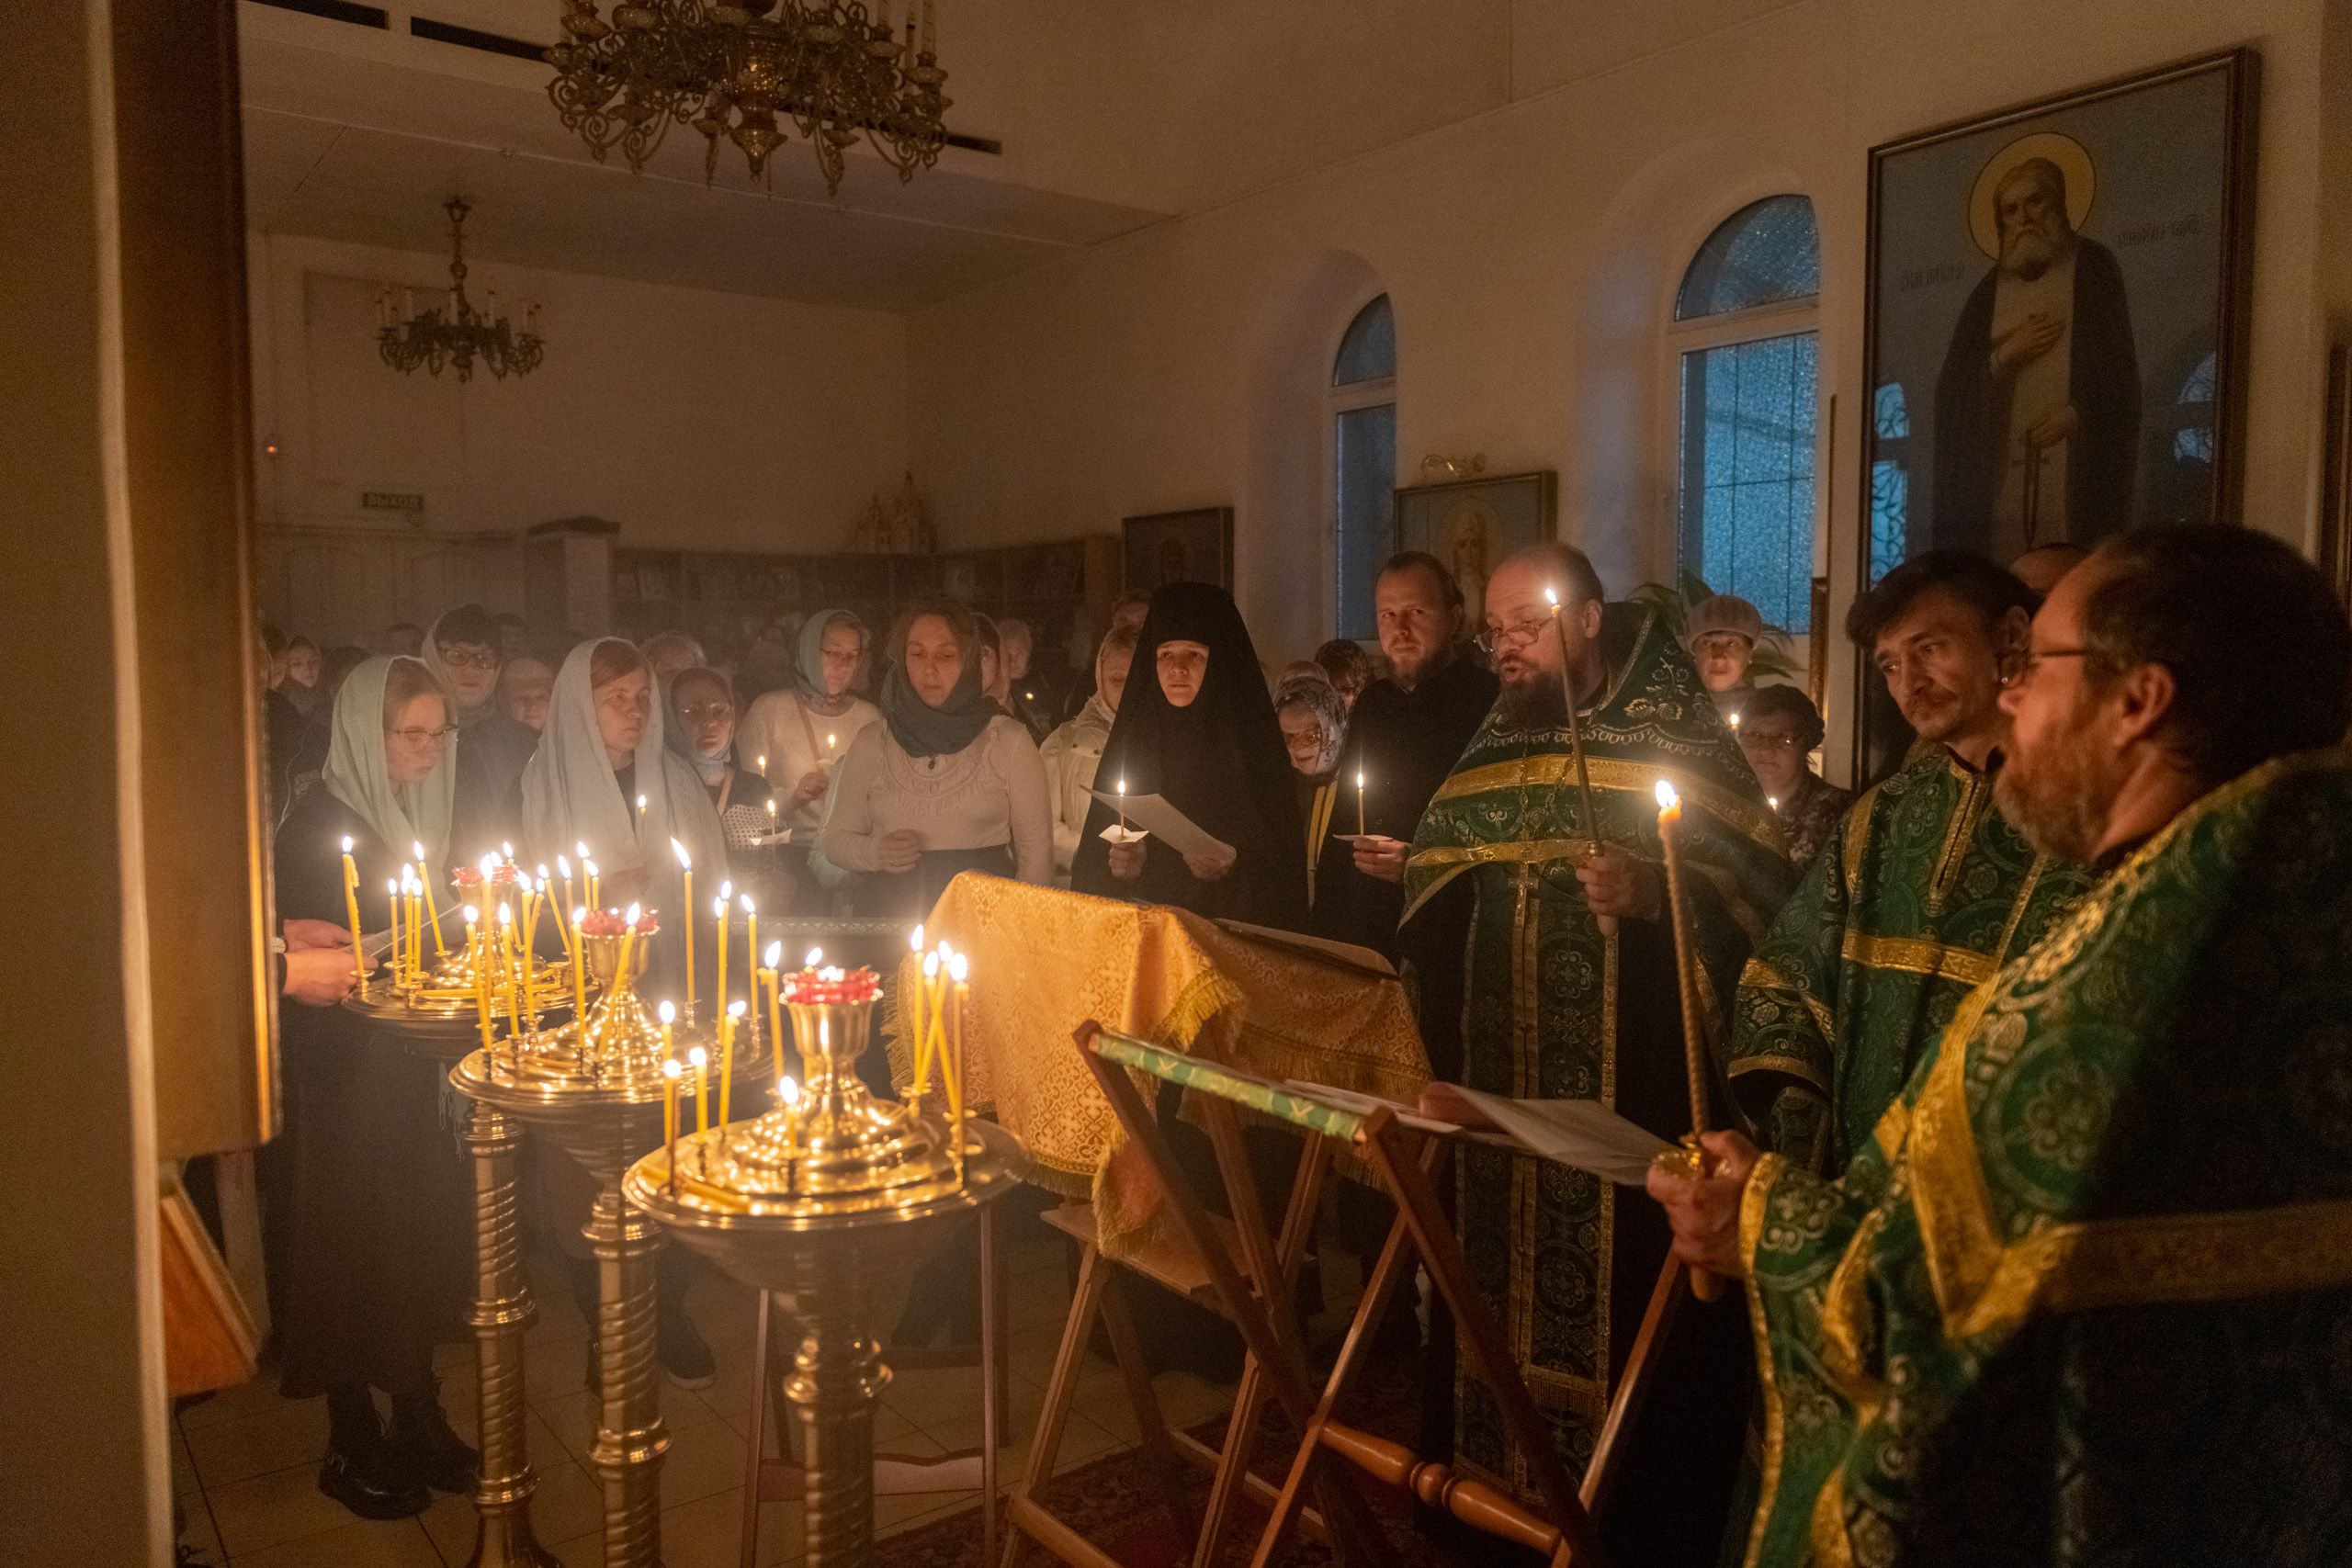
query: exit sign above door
[{"left": 361, "top": 491, "right": 425, "bottom": 513}]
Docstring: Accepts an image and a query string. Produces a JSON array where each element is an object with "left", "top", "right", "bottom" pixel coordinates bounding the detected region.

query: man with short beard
[
  {"left": 1933, "top": 155, "right": 2141, "bottom": 558},
  {"left": 1725, "top": 550, "right": 2086, "bottom": 1175},
  {"left": 1650, "top": 525, "right": 2352, "bottom": 1567},
  {"left": 1405, "top": 542, "right": 1792, "bottom": 1559}
]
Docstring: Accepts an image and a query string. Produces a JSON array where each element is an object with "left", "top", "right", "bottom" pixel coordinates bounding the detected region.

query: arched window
[
  {"left": 1329, "top": 295, "right": 1396, "bottom": 639},
  {"left": 1669, "top": 196, "right": 1821, "bottom": 631}
]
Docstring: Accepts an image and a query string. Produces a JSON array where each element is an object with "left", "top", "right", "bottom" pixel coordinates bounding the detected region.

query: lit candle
[
  {"left": 778, "top": 1074, "right": 802, "bottom": 1168},
  {"left": 662, "top": 1055, "right": 684, "bottom": 1196},
  {"left": 1356, "top": 768, "right": 1366, "bottom": 837},
  {"left": 907, "top": 926, "right": 927, "bottom": 1095},
  {"left": 571, "top": 906, "right": 589, "bottom": 1027},
  {"left": 825, "top": 731, "right": 837, "bottom": 762},
  {"left": 1115, "top": 776, "right": 1129, "bottom": 834},
  {"left": 755, "top": 753, "right": 767, "bottom": 778},
  {"left": 636, "top": 793, "right": 648, "bottom": 833},
  {"left": 673, "top": 838, "right": 695, "bottom": 1019},
  {"left": 1728, "top": 710, "right": 1742, "bottom": 734},
  {"left": 406, "top": 871, "right": 424, "bottom": 980},
  {"left": 913, "top": 951, "right": 941, "bottom": 1095},
  {"left": 763, "top": 942, "right": 786, "bottom": 1085},
  {"left": 386, "top": 878, "right": 404, "bottom": 987},
  {"left": 1768, "top": 795, "right": 1780, "bottom": 812},
  {"left": 556, "top": 854, "right": 575, "bottom": 939},
  {"left": 741, "top": 896, "right": 758, "bottom": 1010},
  {"left": 719, "top": 998, "right": 745, "bottom": 1126},
  {"left": 464, "top": 906, "right": 493, "bottom": 1053},
  {"left": 766, "top": 797, "right": 778, "bottom": 840},
  {"left": 414, "top": 841, "right": 447, "bottom": 955},
  {"left": 690, "top": 1044, "right": 709, "bottom": 1136},
  {"left": 806, "top": 947, "right": 822, "bottom": 969},
  {"left": 583, "top": 859, "right": 600, "bottom": 911},
  {"left": 1654, "top": 777, "right": 1723, "bottom": 1305},
  {"left": 497, "top": 902, "right": 522, "bottom": 1035},
  {"left": 340, "top": 837, "right": 368, "bottom": 996},
  {"left": 713, "top": 885, "right": 731, "bottom": 1021},
  {"left": 946, "top": 951, "right": 970, "bottom": 1156},
  {"left": 615, "top": 901, "right": 644, "bottom": 990}
]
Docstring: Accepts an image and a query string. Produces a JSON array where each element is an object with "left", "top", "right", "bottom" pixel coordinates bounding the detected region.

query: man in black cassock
[
  {"left": 1315, "top": 551, "right": 1497, "bottom": 1081},
  {"left": 1932, "top": 155, "right": 2141, "bottom": 558}
]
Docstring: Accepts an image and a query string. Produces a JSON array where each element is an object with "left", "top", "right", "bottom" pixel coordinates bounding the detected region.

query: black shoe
[
  {"left": 317, "top": 1442, "right": 429, "bottom": 1521},
  {"left": 388, "top": 1398, "right": 480, "bottom": 1495},
  {"left": 658, "top": 1311, "right": 717, "bottom": 1390}
]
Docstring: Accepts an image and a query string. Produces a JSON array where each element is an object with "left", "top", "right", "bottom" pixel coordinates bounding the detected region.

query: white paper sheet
[
  {"left": 1455, "top": 1089, "right": 1676, "bottom": 1186},
  {"left": 1088, "top": 789, "right": 1235, "bottom": 863}
]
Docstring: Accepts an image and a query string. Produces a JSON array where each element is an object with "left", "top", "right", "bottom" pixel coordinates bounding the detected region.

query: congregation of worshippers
[{"left": 236, "top": 517, "right": 2352, "bottom": 1565}]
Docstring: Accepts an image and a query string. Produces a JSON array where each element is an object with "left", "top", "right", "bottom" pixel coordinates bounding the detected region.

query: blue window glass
[
  {"left": 1870, "top": 383, "right": 1910, "bottom": 583},
  {"left": 1334, "top": 402, "right": 1396, "bottom": 639},
  {"left": 1674, "top": 197, "right": 1820, "bottom": 321},
  {"left": 1332, "top": 296, "right": 1396, "bottom": 387},
  {"left": 1677, "top": 331, "right": 1818, "bottom": 630},
  {"left": 2174, "top": 351, "right": 2217, "bottom": 464}
]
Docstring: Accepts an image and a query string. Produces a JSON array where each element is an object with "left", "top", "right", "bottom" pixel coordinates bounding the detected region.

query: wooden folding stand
[{"left": 735, "top": 1201, "right": 1012, "bottom": 1568}]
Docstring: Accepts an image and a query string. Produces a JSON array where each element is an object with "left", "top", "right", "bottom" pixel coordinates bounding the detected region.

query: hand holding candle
[{"left": 1654, "top": 779, "right": 1724, "bottom": 1302}]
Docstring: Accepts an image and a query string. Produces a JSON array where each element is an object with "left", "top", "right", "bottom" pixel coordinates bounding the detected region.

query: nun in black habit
[
  {"left": 266, "top": 655, "right": 475, "bottom": 1519},
  {"left": 1072, "top": 582, "right": 1308, "bottom": 931}
]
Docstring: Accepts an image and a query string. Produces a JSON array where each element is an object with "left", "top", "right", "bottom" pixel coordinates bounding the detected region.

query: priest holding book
[{"left": 1405, "top": 542, "right": 1794, "bottom": 1561}]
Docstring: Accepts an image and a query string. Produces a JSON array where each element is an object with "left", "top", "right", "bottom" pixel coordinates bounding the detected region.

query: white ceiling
[{"left": 236, "top": 0, "right": 1521, "bottom": 311}]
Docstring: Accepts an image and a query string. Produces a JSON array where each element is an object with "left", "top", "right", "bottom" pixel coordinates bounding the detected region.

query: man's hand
[
  {"left": 794, "top": 769, "right": 830, "bottom": 806},
  {"left": 283, "top": 946, "right": 358, "bottom": 1008},
  {"left": 876, "top": 829, "right": 922, "bottom": 874},
  {"left": 1182, "top": 842, "right": 1237, "bottom": 883},
  {"left": 1991, "top": 310, "right": 2064, "bottom": 376},
  {"left": 2024, "top": 403, "right": 2079, "bottom": 449},
  {"left": 1106, "top": 838, "right": 1147, "bottom": 881},
  {"left": 1577, "top": 852, "right": 1662, "bottom": 921},
  {"left": 1351, "top": 834, "right": 1408, "bottom": 884},
  {"left": 283, "top": 918, "right": 351, "bottom": 953},
  {"left": 1645, "top": 1130, "right": 1761, "bottom": 1280}
]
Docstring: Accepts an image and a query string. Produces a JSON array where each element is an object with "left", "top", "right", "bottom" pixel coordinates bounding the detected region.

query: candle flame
[
  {"left": 557, "top": 854, "right": 571, "bottom": 877},
  {"left": 805, "top": 947, "right": 822, "bottom": 968},
  {"left": 636, "top": 794, "right": 647, "bottom": 813},
  {"left": 718, "top": 879, "right": 730, "bottom": 901},
  {"left": 949, "top": 953, "right": 970, "bottom": 984},
  {"left": 1728, "top": 711, "right": 1742, "bottom": 731},
  {"left": 1654, "top": 780, "right": 1680, "bottom": 812},
  {"left": 341, "top": 834, "right": 355, "bottom": 852},
  {"left": 413, "top": 840, "right": 425, "bottom": 862},
  {"left": 537, "top": 863, "right": 549, "bottom": 881},
  {"left": 1768, "top": 795, "right": 1780, "bottom": 810},
  {"left": 763, "top": 941, "right": 783, "bottom": 969},
  {"left": 502, "top": 841, "right": 514, "bottom": 860},
  {"left": 910, "top": 924, "right": 925, "bottom": 952},
  {"left": 662, "top": 1057, "right": 683, "bottom": 1080},
  {"left": 583, "top": 859, "right": 598, "bottom": 878},
  {"left": 687, "top": 1044, "right": 707, "bottom": 1068},
  {"left": 671, "top": 838, "right": 690, "bottom": 870},
  {"left": 779, "top": 1077, "right": 801, "bottom": 1108},
  {"left": 572, "top": 907, "right": 586, "bottom": 925},
  {"left": 728, "top": 998, "right": 746, "bottom": 1018},
  {"left": 1116, "top": 776, "right": 1126, "bottom": 796},
  {"left": 1544, "top": 586, "right": 1560, "bottom": 607},
  {"left": 625, "top": 901, "right": 642, "bottom": 926},
  {"left": 713, "top": 896, "right": 726, "bottom": 919},
  {"left": 1356, "top": 769, "right": 1364, "bottom": 788},
  {"left": 658, "top": 999, "right": 676, "bottom": 1024},
  {"left": 575, "top": 840, "right": 590, "bottom": 861},
  {"left": 497, "top": 901, "right": 512, "bottom": 924},
  {"left": 740, "top": 894, "right": 754, "bottom": 914},
  {"left": 387, "top": 878, "right": 399, "bottom": 896},
  {"left": 922, "top": 952, "right": 940, "bottom": 977},
  {"left": 756, "top": 754, "right": 766, "bottom": 772},
  {"left": 462, "top": 905, "right": 479, "bottom": 925}
]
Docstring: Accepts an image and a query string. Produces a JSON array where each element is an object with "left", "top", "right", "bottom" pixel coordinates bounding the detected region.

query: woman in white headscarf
[
  {"left": 737, "top": 609, "right": 881, "bottom": 832},
  {"left": 266, "top": 656, "right": 473, "bottom": 1519},
  {"left": 520, "top": 637, "right": 728, "bottom": 981}
]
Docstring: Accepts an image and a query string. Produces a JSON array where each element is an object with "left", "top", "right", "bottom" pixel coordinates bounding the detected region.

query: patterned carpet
[{"left": 885, "top": 1349, "right": 1498, "bottom": 1568}]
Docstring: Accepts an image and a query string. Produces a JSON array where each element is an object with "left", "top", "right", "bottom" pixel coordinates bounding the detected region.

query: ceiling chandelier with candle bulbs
[
  {"left": 544, "top": 0, "right": 950, "bottom": 195},
  {"left": 378, "top": 198, "right": 547, "bottom": 381}
]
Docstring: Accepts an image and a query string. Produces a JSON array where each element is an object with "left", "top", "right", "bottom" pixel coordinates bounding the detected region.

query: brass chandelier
[
  {"left": 377, "top": 199, "right": 546, "bottom": 381},
  {"left": 544, "top": 0, "right": 950, "bottom": 194}
]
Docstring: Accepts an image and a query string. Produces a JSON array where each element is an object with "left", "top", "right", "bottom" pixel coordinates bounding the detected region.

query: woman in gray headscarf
[
  {"left": 519, "top": 637, "right": 728, "bottom": 979},
  {"left": 267, "top": 656, "right": 472, "bottom": 1518},
  {"left": 736, "top": 609, "right": 881, "bottom": 832}
]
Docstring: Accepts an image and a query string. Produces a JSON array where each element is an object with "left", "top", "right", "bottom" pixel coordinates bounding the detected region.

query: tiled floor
[{"left": 174, "top": 1213, "right": 1243, "bottom": 1568}]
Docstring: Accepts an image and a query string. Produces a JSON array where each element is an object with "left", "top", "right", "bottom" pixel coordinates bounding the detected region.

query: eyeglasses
[
  {"left": 435, "top": 647, "right": 499, "bottom": 671},
  {"left": 674, "top": 703, "right": 733, "bottom": 724},
  {"left": 1475, "top": 616, "right": 1553, "bottom": 656},
  {"left": 387, "top": 724, "right": 458, "bottom": 747},
  {"left": 2001, "top": 647, "right": 2090, "bottom": 688},
  {"left": 1737, "top": 730, "right": 1806, "bottom": 751}
]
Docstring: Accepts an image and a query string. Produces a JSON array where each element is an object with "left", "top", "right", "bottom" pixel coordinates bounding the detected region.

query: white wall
[
  {"left": 906, "top": 0, "right": 2338, "bottom": 772},
  {"left": 249, "top": 232, "right": 911, "bottom": 554}
]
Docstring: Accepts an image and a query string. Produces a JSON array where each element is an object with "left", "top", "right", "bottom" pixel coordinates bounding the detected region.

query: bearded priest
[
  {"left": 1405, "top": 541, "right": 1795, "bottom": 1558},
  {"left": 1651, "top": 525, "right": 2352, "bottom": 1568}
]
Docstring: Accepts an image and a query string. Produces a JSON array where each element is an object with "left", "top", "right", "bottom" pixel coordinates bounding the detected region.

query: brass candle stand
[
  {"left": 626, "top": 976, "right": 1020, "bottom": 1568},
  {"left": 450, "top": 922, "right": 756, "bottom": 1568}
]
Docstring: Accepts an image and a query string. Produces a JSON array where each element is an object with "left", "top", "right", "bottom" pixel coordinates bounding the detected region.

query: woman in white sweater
[
  {"left": 1038, "top": 622, "right": 1137, "bottom": 878},
  {"left": 818, "top": 600, "right": 1052, "bottom": 918},
  {"left": 737, "top": 609, "right": 882, "bottom": 832}
]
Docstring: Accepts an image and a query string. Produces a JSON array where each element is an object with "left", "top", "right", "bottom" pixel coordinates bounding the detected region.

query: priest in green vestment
[
  {"left": 1651, "top": 527, "right": 2352, "bottom": 1568},
  {"left": 1729, "top": 552, "right": 2087, "bottom": 1174},
  {"left": 1407, "top": 544, "right": 1795, "bottom": 1553}
]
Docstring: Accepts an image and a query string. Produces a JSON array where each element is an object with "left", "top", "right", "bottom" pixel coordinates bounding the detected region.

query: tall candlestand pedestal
[{"left": 625, "top": 984, "right": 1020, "bottom": 1568}]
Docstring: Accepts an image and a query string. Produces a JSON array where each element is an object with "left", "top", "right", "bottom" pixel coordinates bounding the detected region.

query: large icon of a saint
[
  {"left": 1437, "top": 500, "right": 1498, "bottom": 629},
  {"left": 1931, "top": 133, "right": 2140, "bottom": 558}
]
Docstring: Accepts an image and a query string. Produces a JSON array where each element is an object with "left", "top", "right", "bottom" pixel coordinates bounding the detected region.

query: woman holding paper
[
  {"left": 818, "top": 599, "right": 1053, "bottom": 917},
  {"left": 267, "top": 656, "right": 474, "bottom": 1518},
  {"left": 1073, "top": 581, "right": 1308, "bottom": 929}
]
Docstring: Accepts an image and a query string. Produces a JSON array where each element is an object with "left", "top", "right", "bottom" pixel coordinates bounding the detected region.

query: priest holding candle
[{"left": 1402, "top": 542, "right": 1793, "bottom": 1562}]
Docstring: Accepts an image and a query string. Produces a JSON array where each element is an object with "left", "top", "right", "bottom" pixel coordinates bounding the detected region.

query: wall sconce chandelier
[
  {"left": 377, "top": 199, "right": 546, "bottom": 382},
  {"left": 544, "top": 0, "right": 950, "bottom": 194}
]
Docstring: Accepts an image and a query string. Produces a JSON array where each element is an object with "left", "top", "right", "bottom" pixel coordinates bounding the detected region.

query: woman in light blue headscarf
[
  {"left": 267, "top": 655, "right": 475, "bottom": 1518},
  {"left": 519, "top": 637, "right": 728, "bottom": 976}
]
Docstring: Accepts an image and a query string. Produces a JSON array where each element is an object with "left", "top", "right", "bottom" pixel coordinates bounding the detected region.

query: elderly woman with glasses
[
  {"left": 266, "top": 656, "right": 475, "bottom": 1520},
  {"left": 1736, "top": 683, "right": 1853, "bottom": 868}
]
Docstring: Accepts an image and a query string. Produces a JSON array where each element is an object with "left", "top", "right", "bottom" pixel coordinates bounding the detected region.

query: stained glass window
[{"left": 1674, "top": 197, "right": 1821, "bottom": 321}]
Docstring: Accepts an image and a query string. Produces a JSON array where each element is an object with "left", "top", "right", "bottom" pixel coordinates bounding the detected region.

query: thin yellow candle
[
  {"left": 1356, "top": 768, "right": 1366, "bottom": 836},
  {"left": 672, "top": 838, "right": 695, "bottom": 1018},
  {"left": 763, "top": 941, "right": 786, "bottom": 1085},
  {"left": 1655, "top": 778, "right": 1726, "bottom": 1303},
  {"left": 571, "top": 906, "right": 589, "bottom": 1026},
  {"left": 555, "top": 856, "right": 575, "bottom": 942},
  {"left": 614, "top": 901, "right": 643, "bottom": 992},
  {"left": 386, "top": 878, "right": 403, "bottom": 987},
  {"left": 340, "top": 836, "right": 368, "bottom": 995},
  {"left": 414, "top": 840, "right": 447, "bottom": 956},
  {"left": 713, "top": 892, "right": 730, "bottom": 1019},
  {"left": 755, "top": 752, "right": 767, "bottom": 778},
  {"left": 662, "top": 1056, "right": 684, "bottom": 1196},
  {"left": 1115, "top": 776, "right": 1128, "bottom": 833},
  {"left": 689, "top": 1044, "right": 709, "bottom": 1136},
  {"left": 906, "top": 926, "right": 927, "bottom": 1094},
  {"left": 946, "top": 951, "right": 970, "bottom": 1154},
  {"left": 766, "top": 796, "right": 778, "bottom": 840},
  {"left": 497, "top": 902, "right": 522, "bottom": 1035},
  {"left": 405, "top": 872, "right": 423, "bottom": 980},
  {"left": 636, "top": 793, "right": 648, "bottom": 834},
  {"left": 719, "top": 998, "right": 745, "bottom": 1125},
  {"left": 741, "top": 896, "right": 757, "bottom": 1000},
  {"left": 913, "top": 951, "right": 940, "bottom": 1095},
  {"left": 536, "top": 863, "right": 557, "bottom": 946},
  {"left": 463, "top": 907, "right": 492, "bottom": 1053},
  {"left": 585, "top": 859, "right": 600, "bottom": 911},
  {"left": 778, "top": 1075, "right": 802, "bottom": 1170}
]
